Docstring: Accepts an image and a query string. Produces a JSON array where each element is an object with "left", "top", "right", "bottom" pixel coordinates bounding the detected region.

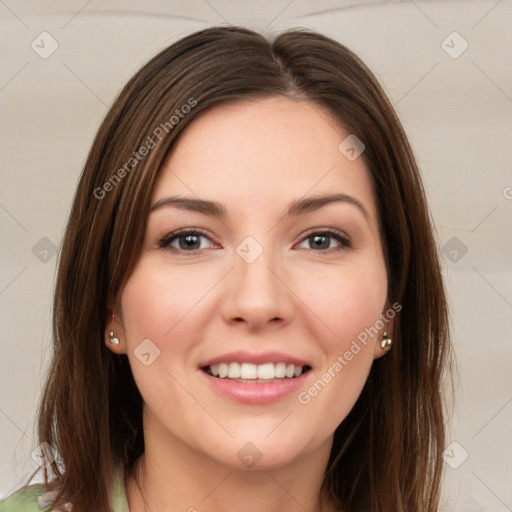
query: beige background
[{"left": 1, "top": 1, "right": 511, "bottom": 510}]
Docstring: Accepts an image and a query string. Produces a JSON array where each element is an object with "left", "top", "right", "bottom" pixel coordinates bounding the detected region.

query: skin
[{"left": 106, "top": 96, "right": 393, "bottom": 512}]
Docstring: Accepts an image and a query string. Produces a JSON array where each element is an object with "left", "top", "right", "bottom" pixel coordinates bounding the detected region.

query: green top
[
  {"left": 0, "top": 465, "right": 129, "bottom": 511},
  {"left": 2, "top": 471, "right": 505, "bottom": 512}
]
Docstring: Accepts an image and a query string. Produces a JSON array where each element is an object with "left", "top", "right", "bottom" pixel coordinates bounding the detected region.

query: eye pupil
[
  {"left": 181, "top": 234, "right": 200, "bottom": 250},
  {"left": 311, "top": 235, "right": 329, "bottom": 250},
  {"left": 162, "top": 229, "right": 348, "bottom": 254}
]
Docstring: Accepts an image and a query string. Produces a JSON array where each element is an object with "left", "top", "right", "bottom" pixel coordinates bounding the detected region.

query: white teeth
[
  {"left": 205, "top": 362, "right": 308, "bottom": 380},
  {"left": 218, "top": 363, "right": 228, "bottom": 378},
  {"left": 274, "top": 362, "right": 286, "bottom": 378},
  {"left": 227, "top": 362, "right": 240, "bottom": 378},
  {"left": 240, "top": 363, "right": 258, "bottom": 379},
  {"left": 257, "top": 363, "right": 274, "bottom": 379}
]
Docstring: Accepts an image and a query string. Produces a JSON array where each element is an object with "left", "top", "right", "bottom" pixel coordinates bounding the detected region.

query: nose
[{"left": 221, "top": 239, "right": 294, "bottom": 331}]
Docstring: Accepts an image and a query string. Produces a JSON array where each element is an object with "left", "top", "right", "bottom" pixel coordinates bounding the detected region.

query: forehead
[{"left": 152, "top": 96, "right": 377, "bottom": 224}]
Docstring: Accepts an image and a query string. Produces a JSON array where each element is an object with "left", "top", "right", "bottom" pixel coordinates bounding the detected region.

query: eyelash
[{"left": 158, "top": 228, "right": 352, "bottom": 254}]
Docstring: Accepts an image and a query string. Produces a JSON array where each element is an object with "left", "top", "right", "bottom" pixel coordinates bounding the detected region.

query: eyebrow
[{"left": 149, "top": 193, "right": 370, "bottom": 222}]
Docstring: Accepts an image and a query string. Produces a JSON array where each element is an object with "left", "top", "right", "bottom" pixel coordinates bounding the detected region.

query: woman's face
[{"left": 112, "top": 96, "right": 391, "bottom": 469}]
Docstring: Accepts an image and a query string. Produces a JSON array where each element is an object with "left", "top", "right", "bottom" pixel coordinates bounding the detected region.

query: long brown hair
[{"left": 28, "top": 25, "right": 452, "bottom": 511}]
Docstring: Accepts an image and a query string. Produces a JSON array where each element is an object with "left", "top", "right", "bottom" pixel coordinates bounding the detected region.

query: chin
[{"left": 203, "top": 434, "right": 313, "bottom": 471}]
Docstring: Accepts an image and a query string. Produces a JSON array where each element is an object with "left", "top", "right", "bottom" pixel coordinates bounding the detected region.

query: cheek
[
  {"left": 118, "top": 258, "right": 222, "bottom": 405},
  {"left": 119, "top": 259, "right": 215, "bottom": 344},
  {"left": 118, "top": 262, "right": 198, "bottom": 407},
  {"left": 301, "top": 260, "right": 387, "bottom": 349},
  {"left": 295, "top": 260, "right": 386, "bottom": 420}
]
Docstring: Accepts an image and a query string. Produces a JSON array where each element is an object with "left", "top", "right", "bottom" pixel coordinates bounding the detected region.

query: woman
[{"left": 0, "top": 25, "right": 452, "bottom": 512}]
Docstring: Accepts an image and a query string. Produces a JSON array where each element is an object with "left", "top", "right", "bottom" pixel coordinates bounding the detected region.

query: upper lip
[{"left": 199, "top": 350, "right": 312, "bottom": 368}]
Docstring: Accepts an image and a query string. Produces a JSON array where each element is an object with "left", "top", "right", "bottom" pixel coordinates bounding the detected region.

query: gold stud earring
[
  {"left": 380, "top": 332, "right": 392, "bottom": 350},
  {"left": 109, "top": 312, "right": 120, "bottom": 345}
]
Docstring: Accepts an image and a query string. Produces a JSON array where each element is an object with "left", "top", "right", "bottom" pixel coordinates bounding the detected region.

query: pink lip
[
  {"left": 198, "top": 368, "right": 311, "bottom": 405},
  {"left": 199, "top": 350, "right": 312, "bottom": 368}
]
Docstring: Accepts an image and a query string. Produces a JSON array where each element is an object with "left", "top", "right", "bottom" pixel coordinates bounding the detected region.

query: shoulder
[
  {"left": 0, "top": 484, "right": 71, "bottom": 512},
  {"left": 0, "top": 483, "right": 49, "bottom": 511},
  {"left": 1, "top": 463, "right": 127, "bottom": 512}
]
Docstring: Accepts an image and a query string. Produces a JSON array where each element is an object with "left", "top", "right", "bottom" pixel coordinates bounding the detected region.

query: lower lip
[{"left": 199, "top": 369, "right": 311, "bottom": 405}]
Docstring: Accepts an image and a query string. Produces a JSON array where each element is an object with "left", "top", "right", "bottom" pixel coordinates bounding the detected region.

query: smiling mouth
[{"left": 201, "top": 362, "right": 312, "bottom": 382}]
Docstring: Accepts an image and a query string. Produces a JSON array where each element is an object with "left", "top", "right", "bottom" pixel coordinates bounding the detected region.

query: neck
[{"left": 125, "top": 410, "right": 337, "bottom": 512}]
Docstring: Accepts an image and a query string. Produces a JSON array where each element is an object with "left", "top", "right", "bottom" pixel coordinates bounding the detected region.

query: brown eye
[
  {"left": 159, "top": 229, "right": 215, "bottom": 253},
  {"left": 158, "top": 228, "right": 351, "bottom": 255},
  {"left": 297, "top": 229, "right": 351, "bottom": 252}
]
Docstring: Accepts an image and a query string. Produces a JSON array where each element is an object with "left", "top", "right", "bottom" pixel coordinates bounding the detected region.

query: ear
[
  {"left": 373, "top": 302, "right": 396, "bottom": 360},
  {"left": 104, "top": 304, "right": 127, "bottom": 355}
]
